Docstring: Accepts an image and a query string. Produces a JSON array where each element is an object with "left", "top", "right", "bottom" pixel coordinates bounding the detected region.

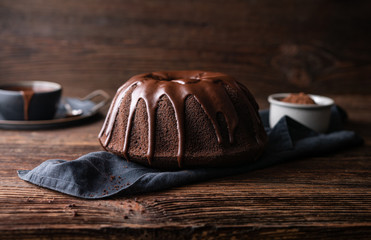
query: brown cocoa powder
[{"left": 281, "top": 92, "right": 316, "bottom": 104}]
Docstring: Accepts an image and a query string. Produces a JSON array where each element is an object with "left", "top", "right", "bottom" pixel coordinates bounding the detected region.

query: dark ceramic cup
[{"left": 0, "top": 81, "right": 62, "bottom": 121}]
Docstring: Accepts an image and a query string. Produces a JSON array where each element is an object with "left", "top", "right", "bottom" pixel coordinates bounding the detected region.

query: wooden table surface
[{"left": 0, "top": 0, "right": 370, "bottom": 239}]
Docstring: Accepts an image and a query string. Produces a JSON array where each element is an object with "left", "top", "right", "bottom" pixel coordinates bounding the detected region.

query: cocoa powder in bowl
[
  {"left": 268, "top": 93, "right": 334, "bottom": 133},
  {"left": 281, "top": 92, "right": 316, "bottom": 105}
]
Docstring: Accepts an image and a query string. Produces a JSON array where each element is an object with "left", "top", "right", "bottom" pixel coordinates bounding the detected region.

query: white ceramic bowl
[{"left": 268, "top": 93, "right": 334, "bottom": 133}]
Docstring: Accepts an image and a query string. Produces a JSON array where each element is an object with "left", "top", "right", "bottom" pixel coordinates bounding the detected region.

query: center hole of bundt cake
[
  {"left": 146, "top": 73, "right": 168, "bottom": 81},
  {"left": 170, "top": 77, "right": 200, "bottom": 84},
  {"left": 168, "top": 74, "right": 202, "bottom": 84},
  {"left": 147, "top": 73, "right": 203, "bottom": 84}
]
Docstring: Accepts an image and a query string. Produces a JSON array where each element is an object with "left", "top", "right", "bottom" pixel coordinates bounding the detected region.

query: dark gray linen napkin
[{"left": 18, "top": 106, "right": 363, "bottom": 199}]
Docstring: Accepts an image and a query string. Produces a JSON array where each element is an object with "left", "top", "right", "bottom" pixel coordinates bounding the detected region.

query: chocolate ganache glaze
[{"left": 99, "top": 71, "right": 267, "bottom": 169}]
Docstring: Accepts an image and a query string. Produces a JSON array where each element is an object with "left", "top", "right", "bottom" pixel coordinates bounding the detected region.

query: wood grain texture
[{"left": 0, "top": 0, "right": 370, "bottom": 239}]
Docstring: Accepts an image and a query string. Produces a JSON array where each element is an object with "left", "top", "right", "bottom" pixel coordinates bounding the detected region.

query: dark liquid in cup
[{"left": 1, "top": 86, "right": 56, "bottom": 120}]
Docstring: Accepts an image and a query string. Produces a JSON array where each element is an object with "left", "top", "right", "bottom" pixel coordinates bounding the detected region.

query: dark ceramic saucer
[{"left": 0, "top": 90, "right": 109, "bottom": 130}]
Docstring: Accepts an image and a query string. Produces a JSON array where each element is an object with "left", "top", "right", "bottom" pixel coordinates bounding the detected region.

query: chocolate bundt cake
[{"left": 99, "top": 71, "right": 267, "bottom": 169}]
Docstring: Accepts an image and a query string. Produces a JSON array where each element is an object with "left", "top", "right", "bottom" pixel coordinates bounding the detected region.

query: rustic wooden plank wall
[{"left": 1, "top": 0, "right": 370, "bottom": 100}]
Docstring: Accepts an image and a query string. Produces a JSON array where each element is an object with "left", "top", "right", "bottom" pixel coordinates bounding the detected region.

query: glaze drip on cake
[{"left": 99, "top": 71, "right": 266, "bottom": 169}]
